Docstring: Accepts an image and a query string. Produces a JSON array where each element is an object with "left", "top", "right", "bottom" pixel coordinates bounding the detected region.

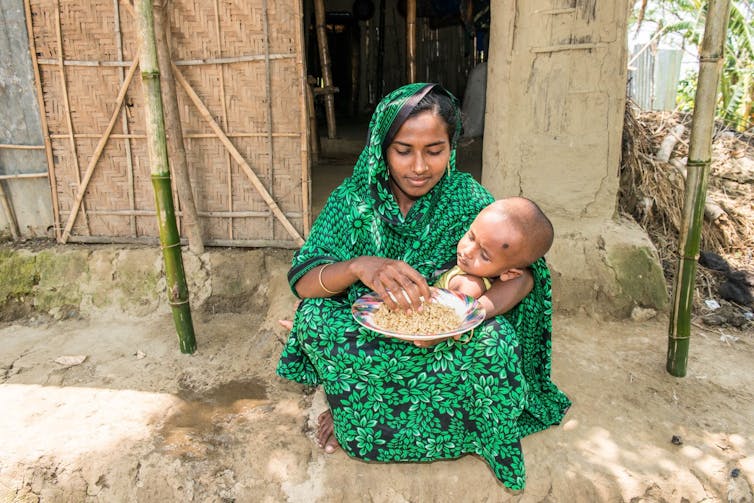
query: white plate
[{"left": 351, "top": 287, "right": 485, "bottom": 341}]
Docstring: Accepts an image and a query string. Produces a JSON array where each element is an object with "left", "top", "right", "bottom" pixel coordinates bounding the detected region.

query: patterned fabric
[{"left": 276, "top": 83, "right": 570, "bottom": 490}]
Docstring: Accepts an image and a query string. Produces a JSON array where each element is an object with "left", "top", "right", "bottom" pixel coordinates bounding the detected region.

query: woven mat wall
[{"left": 29, "top": 0, "right": 306, "bottom": 247}]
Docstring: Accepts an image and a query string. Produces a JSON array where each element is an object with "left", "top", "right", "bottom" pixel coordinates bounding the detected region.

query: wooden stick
[
  {"left": 24, "top": 0, "right": 60, "bottom": 241},
  {"left": 49, "top": 132, "right": 300, "bottom": 139},
  {"left": 0, "top": 173, "right": 49, "bottom": 180},
  {"left": 406, "top": 0, "right": 417, "bottom": 83},
  {"left": 113, "top": 0, "right": 137, "bottom": 237},
  {"left": 0, "top": 182, "right": 20, "bottom": 239},
  {"left": 61, "top": 208, "right": 303, "bottom": 218},
  {"left": 156, "top": 0, "right": 205, "bottom": 252},
  {"left": 37, "top": 53, "right": 296, "bottom": 67},
  {"left": 212, "top": 0, "right": 234, "bottom": 241},
  {"left": 172, "top": 64, "right": 304, "bottom": 245},
  {"left": 314, "top": 0, "right": 337, "bottom": 139},
  {"left": 66, "top": 234, "right": 300, "bottom": 249},
  {"left": 261, "top": 0, "right": 276, "bottom": 240},
  {"left": 60, "top": 58, "right": 140, "bottom": 243},
  {"left": 55, "top": 0, "right": 90, "bottom": 234},
  {"left": 0, "top": 144, "right": 45, "bottom": 150},
  {"left": 306, "top": 79, "right": 320, "bottom": 163},
  {"left": 294, "top": 0, "right": 311, "bottom": 235}
]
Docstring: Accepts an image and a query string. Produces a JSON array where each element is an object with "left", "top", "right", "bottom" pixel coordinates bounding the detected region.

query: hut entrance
[{"left": 304, "top": 0, "right": 489, "bottom": 213}]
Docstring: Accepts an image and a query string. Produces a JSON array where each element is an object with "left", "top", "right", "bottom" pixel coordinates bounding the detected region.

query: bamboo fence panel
[{"left": 27, "top": 0, "right": 308, "bottom": 247}]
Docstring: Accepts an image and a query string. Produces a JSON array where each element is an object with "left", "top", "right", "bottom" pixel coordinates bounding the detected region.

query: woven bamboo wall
[{"left": 27, "top": 0, "right": 308, "bottom": 247}]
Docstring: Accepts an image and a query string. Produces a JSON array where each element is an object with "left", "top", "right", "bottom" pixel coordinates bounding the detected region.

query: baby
[{"left": 434, "top": 196, "right": 554, "bottom": 300}]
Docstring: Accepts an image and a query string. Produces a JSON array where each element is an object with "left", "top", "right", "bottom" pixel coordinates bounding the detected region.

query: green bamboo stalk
[
  {"left": 134, "top": 0, "right": 197, "bottom": 354},
  {"left": 667, "top": 0, "right": 731, "bottom": 377}
]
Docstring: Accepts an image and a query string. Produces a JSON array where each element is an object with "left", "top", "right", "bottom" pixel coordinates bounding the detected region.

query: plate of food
[{"left": 351, "top": 287, "right": 486, "bottom": 341}]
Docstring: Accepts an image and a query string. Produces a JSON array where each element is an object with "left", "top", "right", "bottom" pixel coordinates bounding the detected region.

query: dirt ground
[{"left": 1, "top": 290, "right": 753, "bottom": 502}]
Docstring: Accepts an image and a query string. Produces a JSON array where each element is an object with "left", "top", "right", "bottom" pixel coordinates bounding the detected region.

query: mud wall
[{"left": 482, "top": 1, "right": 668, "bottom": 317}]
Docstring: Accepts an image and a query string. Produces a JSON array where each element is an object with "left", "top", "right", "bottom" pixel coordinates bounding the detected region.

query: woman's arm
[
  {"left": 476, "top": 269, "right": 533, "bottom": 319},
  {"left": 293, "top": 256, "right": 432, "bottom": 311}
]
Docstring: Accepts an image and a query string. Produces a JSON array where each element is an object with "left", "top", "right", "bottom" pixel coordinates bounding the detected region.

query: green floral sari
[{"left": 276, "top": 83, "right": 570, "bottom": 490}]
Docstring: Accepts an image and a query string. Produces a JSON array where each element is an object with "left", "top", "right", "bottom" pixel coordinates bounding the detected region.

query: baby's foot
[{"left": 317, "top": 409, "right": 340, "bottom": 453}]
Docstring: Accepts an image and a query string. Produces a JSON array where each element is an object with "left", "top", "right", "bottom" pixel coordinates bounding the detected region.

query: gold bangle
[{"left": 318, "top": 263, "right": 341, "bottom": 295}]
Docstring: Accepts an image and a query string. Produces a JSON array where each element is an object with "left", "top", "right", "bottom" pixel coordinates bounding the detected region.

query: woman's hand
[{"left": 352, "top": 257, "right": 431, "bottom": 312}]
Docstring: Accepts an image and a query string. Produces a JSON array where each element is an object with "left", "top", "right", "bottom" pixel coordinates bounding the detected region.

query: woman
[{"left": 276, "top": 83, "right": 570, "bottom": 490}]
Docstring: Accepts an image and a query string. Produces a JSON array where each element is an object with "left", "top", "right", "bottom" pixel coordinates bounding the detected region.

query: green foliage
[{"left": 632, "top": 0, "right": 754, "bottom": 131}]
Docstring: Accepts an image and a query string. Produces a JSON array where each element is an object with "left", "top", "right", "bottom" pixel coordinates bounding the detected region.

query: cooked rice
[{"left": 372, "top": 301, "right": 460, "bottom": 335}]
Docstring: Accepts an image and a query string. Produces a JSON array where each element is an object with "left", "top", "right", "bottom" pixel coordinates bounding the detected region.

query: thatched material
[
  {"left": 619, "top": 101, "right": 754, "bottom": 308},
  {"left": 28, "top": 0, "right": 307, "bottom": 247}
]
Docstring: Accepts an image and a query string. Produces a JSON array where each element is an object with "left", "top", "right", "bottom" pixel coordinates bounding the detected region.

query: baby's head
[{"left": 456, "top": 197, "right": 553, "bottom": 281}]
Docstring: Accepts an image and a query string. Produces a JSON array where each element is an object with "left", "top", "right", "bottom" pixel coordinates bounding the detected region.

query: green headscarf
[{"left": 287, "top": 82, "right": 493, "bottom": 301}]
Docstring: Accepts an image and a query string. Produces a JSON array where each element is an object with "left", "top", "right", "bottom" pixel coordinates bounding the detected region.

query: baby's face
[{"left": 456, "top": 209, "right": 523, "bottom": 279}]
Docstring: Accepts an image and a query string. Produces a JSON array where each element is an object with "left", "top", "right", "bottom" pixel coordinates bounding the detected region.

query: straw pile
[{"left": 619, "top": 101, "right": 754, "bottom": 307}]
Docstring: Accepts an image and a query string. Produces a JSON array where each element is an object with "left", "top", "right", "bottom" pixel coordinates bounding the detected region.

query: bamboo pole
[
  {"left": 24, "top": 0, "right": 60, "bottom": 241},
  {"left": 155, "top": 0, "right": 205, "bottom": 253},
  {"left": 0, "top": 182, "right": 20, "bottom": 240},
  {"left": 314, "top": 0, "right": 337, "bottom": 138},
  {"left": 54, "top": 0, "right": 90, "bottom": 235},
  {"left": 294, "top": 0, "right": 311, "bottom": 235},
  {"left": 406, "top": 0, "right": 417, "bottom": 83},
  {"left": 376, "top": 0, "right": 386, "bottom": 98},
  {"left": 134, "top": 0, "right": 197, "bottom": 354},
  {"left": 113, "top": 0, "right": 138, "bottom": 237},
  {"left": 172, "top": 64, "right": 305, "bottom": 246},
  {"left": 667, "top": 0, "right": 731, "bottom": 377},
  {"left": 261, "top": 0, "right": 277, "bottom": 240},
  {"left": 60, "top": 58, "right": 139, "bottom": 243},
  {"left": 210, "top": 0, "right": 235, "bottom": 242}
]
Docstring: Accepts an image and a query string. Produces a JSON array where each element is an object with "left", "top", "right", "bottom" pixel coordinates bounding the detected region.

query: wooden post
[
  {"left": 154, "top": 0, "right": 205, "bottom": 254},
  {"left": 406, "top": 0, "right": 417, "bottom": 83},
  {"left": 314, "top": 0, "right": 337, "bottom": 138},
  {"left": 0, "top": 182, "right": 20, "bottom": 239},
  {"left": 306, "top": 78, "right": 320, "bottom": 163},
  {"left": 134, "top": 0, "right": 197, "bottom": 354},
  {"left": 667, "top": 0, "right": 731, "bottom": 377}
]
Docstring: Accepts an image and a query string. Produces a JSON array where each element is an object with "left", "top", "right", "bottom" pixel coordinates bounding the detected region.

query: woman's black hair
[
  {"left": 382, "top": 84, "right": 460, "bottom": 151},
  {"left": 406, "top": 86, "right": 459, "bottom": 143}
]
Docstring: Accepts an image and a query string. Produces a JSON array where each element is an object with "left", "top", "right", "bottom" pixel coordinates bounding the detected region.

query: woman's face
[{"left": 385, "top": 110, "right": 450, "bottom": 214}]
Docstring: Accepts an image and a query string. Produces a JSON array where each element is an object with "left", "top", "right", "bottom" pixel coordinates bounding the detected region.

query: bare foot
[
  {"left": 317, "top": 409, "right": 340, "bottom": 453},
  {"left": 277, "top": 319, "right": 293, "bottom": 330}
]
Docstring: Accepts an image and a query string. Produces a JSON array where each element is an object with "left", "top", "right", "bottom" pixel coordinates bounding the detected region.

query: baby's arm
[
  {"left": 446, "top": 274, "right": 488, "bottom": 300},
  {"left": 476, "top": 270, "right": 533, "bottom": 319}
]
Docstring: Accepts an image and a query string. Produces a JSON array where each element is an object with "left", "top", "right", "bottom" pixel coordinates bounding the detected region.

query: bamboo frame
[
  {"left": 55, "top": 0, "right": 90, "bottom": 235},
  {"left": 60, "top": 57, "right": 140, "bottom": 243},
  {"left": 314, "top": 0, "right": 337, "bottom": 139},
  {"left": 25, "top": 0, "right": 61, "bottom": 241},
  {"left": 0, "top": 144, "right": 45, "bottom": 150},
  {"left": 37, "top": 54, "right": 295, "bottom": 67},
  {"left": 65, "top": 208, "right": 303, "bottom": 218},
  {"left": 406, "top": 0, "right": 417, "bottom": 83},
  {"left": 66, "top": 234, "right": 300, "bottom": 249},
  {"left": 294, "top": 0, "right": 311, "bottom": 235},
  {"left": 0, "top": 173, "right": 49, "bottom": 180},
  {"left": 261, "top": 0, "right": 276, "bottom": 241},
  {"left": 172, "top": 63, "right": 304, "bottom": 246},
  {"left": 211, "top": 0, "right": 234, "bottom": 241},
  {"left": 0, "top": 181, "right": 20, "bottom": 239},
  {"left": 49, "top": 132, "right": 300, "bottom": 139},
  {"left": 113, "top": 0, "right": 137, "bottom": 237},
  {"left": 155, "top": 0, "right": 204, "bottom": 253}
]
